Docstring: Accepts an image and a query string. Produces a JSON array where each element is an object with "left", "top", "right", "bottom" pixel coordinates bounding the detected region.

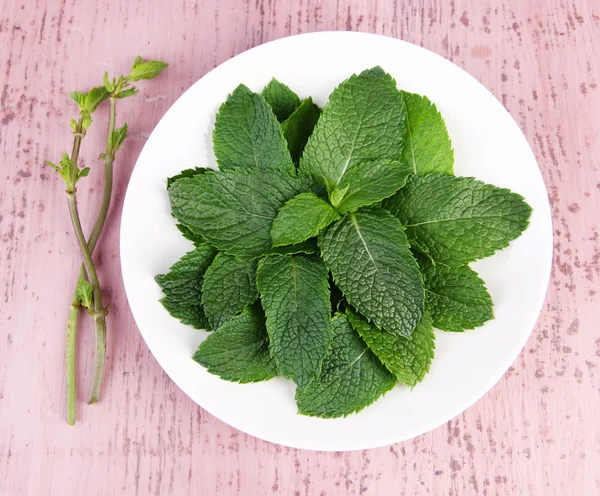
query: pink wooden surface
[{"left": 1, "top": 0, "right": 599, "bottom": 494}]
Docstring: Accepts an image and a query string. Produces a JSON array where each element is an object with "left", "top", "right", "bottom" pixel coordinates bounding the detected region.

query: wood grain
[{"left": 1, "top": 0, "right": 599, "bottom": 494}]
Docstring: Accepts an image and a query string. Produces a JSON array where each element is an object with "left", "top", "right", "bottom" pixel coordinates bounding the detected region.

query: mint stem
[
  {"left": 66, "top": 187, "right": 108, "bottom": 400},
  {"left": 86, "top": 96, "right": 116, "bottom": 404},
  {"left": 66, "top": 296, "right": 80, "bottom": 425},
  {"left": 60, "top": 58, "right": 167, "bottom": 422},
  {"left": 65, "top": 116, "right": 85, "bottom": 425},
  {"left": 65, "top": 97, "right": 117, "bottom": 419}
]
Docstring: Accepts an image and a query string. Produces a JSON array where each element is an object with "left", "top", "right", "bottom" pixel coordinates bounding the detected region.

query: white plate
[{"left": 120, "top": 32, "right": 552, "bottom": 451}]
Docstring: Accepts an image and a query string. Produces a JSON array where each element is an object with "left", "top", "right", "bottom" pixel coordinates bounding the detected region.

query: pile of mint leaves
[{"left": 156, "top": 67, "right": 532, "bottom": 419}]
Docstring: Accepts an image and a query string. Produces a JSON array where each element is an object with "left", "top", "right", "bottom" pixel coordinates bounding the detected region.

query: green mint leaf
[
  {"left": 176, "top": 223, "right": 206, "bottom": 245},
  {"left": 77, "top": 167, "right": 90, "bottom": 180},
  {"left": 76, "top": 279, "right": 93, "bottom": 310},
  {"left": 347, "top": 307, "right": 434, "bottom": 388},
  {"left": 103, "top": 71, "right": 113, "bottom": 92},
  {"left": 50, "top": 153, "right": 75, "bottom": 186},
  {"left": 360, "top": 67, "right": 387, "bottom": 78},
  {"left": 111, "top": 123, "right": 128, "bottom": 152},
  {"left": 270, "top": 192, "right": 340, "bottom": 247},
  {"left": 330, "top": 159, "right": 412, "bottom": 214},
  {"left": 69, "top": 118, "right": 78, "bottom": 132},
  {"left": 116, "top": 87, "right": 138, "bottom": 99},
  {"left": 295, "top": 313, "right": 395, "bottom": 418},
  {"left": 69, "top": 91, "right": 86, "bottom": 108},
  {"left": 328, "top": 184, "right": 349, "bottom": 208},
  {"left": 127, "top": 59, "right": 168, "bottom": 81},
  {"left": 281, "top": 98, "right": 321, "bottom": 165},
  {"left": 167, "top": 167, "right": 210, "bottom": 189},
  {"left": 193, "top": 305, "right": 277, "bottom": 383},
  {"left": 160, "top": 296, "right": 211, "bottom": 330},
  {"left": 383, "top": 174, "right": 532, "bottom": 265},
  {"left": 213, "top": 84, "right": 295, "bottom": 175},
  {"left": 201, "top": 254, "right": 259, "bottom": 330},
  {"left": 256, "top": 254, "right": 332, "bottom": 386},
  {"left": 418, "top": 257, "right": 493, "bottom": 331},
  {"left": 132, "top": 55, "right": 143, "bottom": 68},
  {"left": 299, "top": 67, "right": 405, "bottom": 189},
  {"left": 400, "top": 91, "right": 454, "bottom": 175},
  {"left": 168, "top": 169, "right": 308, "bottom": 258},
  {"left": 60, "top": 153, "right": 72, "bottom": 170},
  {"left": 45, "top": 160, "right": 61, "bottom": 174},
  {"left": 81, "top": 113, "right": 92, "bottom": 131},
  {"left": 261, "top": 78, "right": 301, "bottom": 122},
  {"left": 84, "top": 86, "right": 110, "bottom": 113},
  {"left": 155, "top": 244, "right": 217, "bottom": 303},
  {"left": 271, "top": 239, "right": 318, "bottom": 255},
  {"left": 319, "top": 207, "right": 424, "bottom": 337}
]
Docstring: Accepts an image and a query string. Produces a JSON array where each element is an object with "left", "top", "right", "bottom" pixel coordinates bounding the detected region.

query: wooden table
[{"left": 1, "top": 1, "right": 598, "bottom": 494}]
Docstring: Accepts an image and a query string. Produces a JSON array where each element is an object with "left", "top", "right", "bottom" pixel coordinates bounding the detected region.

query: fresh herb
[
  {"left": 193, "top": 304, "right": 277, "bottom": 383},
  {"left": 49, "top": 57, "right": 167, "bottom": 424},
  {"left": 256, "top": 254, "right": 332, "bottom": 386},
  {"left": 261, "top": 78, "right": 301, "bottom": 122},
  {"left": 295, "top": 313, "right": 396, "bottom": 418},
  {"left": 159, "top": 68, "right": 531, "bottom": 418},
  {"left": 201, "top": 254, "right": 259, "bottom": 330},
  {"left": 383, "top": 174, "right": 532, "bottom": 265},
  {"left": 270, "top": 192, "right": 340, "bottom": 247}
]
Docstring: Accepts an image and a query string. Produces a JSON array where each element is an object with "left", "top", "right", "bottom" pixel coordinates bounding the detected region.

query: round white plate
[{"left": 120, "top": 32, "right": 552, "bottom": 451}]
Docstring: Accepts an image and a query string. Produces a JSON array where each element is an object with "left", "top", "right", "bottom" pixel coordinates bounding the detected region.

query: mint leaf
[
  {"left": 81, "top": 113, "right": 92, "bottom": 131},
  {"left": 299, "top": 67, "right": 405, "bottom": 189},
  {"left": 160, "top": 296, "right": 211, "bottom": 330},
  {"left": 167, "top": 167, "right": 210, "bottom": 189},
  {"left": 256, "top": 254, "right": 332, "bottom": 386},
  {"left": 116, "top": 87, "right": 139, "bottom": 99},
  {"left": 418, "top": 257, "right": 493, "bottom": 331},
  {"left": 76, "top": 279, "right": 93, "bottom": 310},
  {"left": 103, "top": 71, "right": 112, "bottom": 92},
  {"left": 47, "top": 152, "right": 86, "bottom": 187},
  {"left": 169, "top": 169, "right": 308, "bottom": 258},
  {"left": 261, "top": 78, "right": 301, "bottom": 122},
  {"left": 281, "top": 98, "right": 321, "bottom": 164},
  {"left": 176, "top": 223, "right": 205, "bottom": 245},
  {"left": 401, "top": 92, "right": 454, "bottom": 175},
  {"left": 270, "top": 192, "right": 340, "bottom": 247},
  {"left": 347, "top": 307, "right": 434, "bottom": 388},
  {"left": 330, "top": 159, "right": 412, "bottom": 214},
  {"left": 202, "top": 254, "right": 258, "bottom": 330},
  {"left": 295, "top": 313, "right": 395, "bottom": 418},
  {"left": 384, "top": 174, "right": 532, "bottom": 265},
  {"left": 213, "top": 85, "right": 295, "bottom": 175},
  {"left": 69, "top": 91, "right": 85, "bottom": 108},
  {"left": 155, "top": 244, "right": 217, "bottom": 303},
  {"left": 193, "top": 305, "right": 277, "bottom": 383},
  {"left": 84, "top": 86, "right": 110, "bottom": 113},
  {"left": 319, "top": 207, "right": 424, "bottom": 337},
  {"left": 110, "top": 123, "right": 128, "bottom": 152},
  {"left": 127, "top": 59, "right": 168, "bottom": 81}
]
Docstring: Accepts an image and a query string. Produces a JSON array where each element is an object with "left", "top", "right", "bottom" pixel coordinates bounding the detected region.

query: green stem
[
  {"left": 66, "top": 191, "right": 107, "bottom": 404},
  {"left": 64, "top": 97, "right": 117, "bottom": 419},
  {"left": 66, "top": 296, "right": 80, "bottom": 425},
  {"left": 65, "top": 116, "right": 85, "bottom": 425},
  {"left": 87, "top": 96, "right": 116, "bottom": 404}
]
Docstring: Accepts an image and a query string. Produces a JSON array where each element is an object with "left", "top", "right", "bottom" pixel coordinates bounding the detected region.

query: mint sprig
[{"left": 48, "top": 57, "right": 167, "bottom": 425}]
